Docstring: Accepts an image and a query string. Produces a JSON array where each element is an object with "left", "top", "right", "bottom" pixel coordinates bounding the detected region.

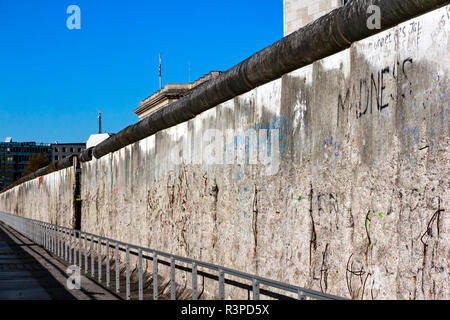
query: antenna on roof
[
  {"left": 188, "top": 61, "right": 191, "bottom": 83},
  {"left": 98, "top": 110, "right": 102, "bottom": 134}
]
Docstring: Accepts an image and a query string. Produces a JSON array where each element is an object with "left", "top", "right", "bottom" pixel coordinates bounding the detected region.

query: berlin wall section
[
  {"left": 0, "top": 166, "right": 78, "bottom": 229},
  {"left": 79, "top": 7, "right": 450, "bottom": 300},
  {"left": 0, "top": 5, "right": 447, "bottom": 300}
]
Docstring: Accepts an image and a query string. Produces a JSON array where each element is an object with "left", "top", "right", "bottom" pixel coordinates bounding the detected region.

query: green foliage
[{"left": 22, "top": 153, "right": 50, "bottom": 177}]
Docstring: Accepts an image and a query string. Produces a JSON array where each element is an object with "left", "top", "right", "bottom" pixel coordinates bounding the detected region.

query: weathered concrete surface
[
  {"left": 0, "top": 167, "right": 76, "bottom": 228},
  {"left": 94, "top": 0, "right": 450, "bottom": 160},
  {"left": 80, "top": 7, "right": 450, "bottom": 300},
  {"left": 0, "top": 6, "right": 448, "bottom": 300}
]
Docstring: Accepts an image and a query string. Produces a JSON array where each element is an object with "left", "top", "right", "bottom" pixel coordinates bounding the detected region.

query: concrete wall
[
  {"left": 0, "top": 167, "right": 76, "bottom": 228},
  {"left": 80, "top": 7, "right": 450, "bottom": 300},
  {"left": 284, "top": 0, "right": 341, "bottom": 36}
]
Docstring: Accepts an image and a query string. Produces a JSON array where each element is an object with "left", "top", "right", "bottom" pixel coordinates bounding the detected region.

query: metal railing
[{"left": 0, "top": 211, "right": 345, "bottom": 300}]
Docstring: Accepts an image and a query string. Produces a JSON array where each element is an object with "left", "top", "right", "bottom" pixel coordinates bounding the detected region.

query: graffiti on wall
[{"left": 337, "top": 57, "right": 415, "bottom": 124}]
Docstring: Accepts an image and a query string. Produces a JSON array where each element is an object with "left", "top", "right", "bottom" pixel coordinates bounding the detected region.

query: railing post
[
  {"left": 57, "top": 226, "right": 59, "bottom": 255},
  {"left": 153, "top": 251, "right": 158, "bottom": 301},
  {"left": 84, "top": 233, "right": 88, "bottom": 274},
  {"left": 64, "top": 229, "right": 68, "bottom": 261},
  {"left": 192, "top": 262, "right": 198, "bottom": 300},
  {"left": 218, "top": 268, "right": 225, "bottom": 300},
  {"left": 115, "top": 242, "right": 120, "bottom": 294},
  {"left": 74, "top": 231, "right": 77, "bottom": 266},
  {"left": 90, "top": 236, "right": 95, "bottom": 277},
  {"left": 54, "top": 225, "right": 56, "bottom": 254},
  {"left": 51, "top": 225, "right": 53, "bottom": 252},
  {"left": 138, "top": 249, "right": 143, "bottom": 300},
  {"left": 170, "top": 257, "right": 176, "bottom": 300},
  {"left": 44, "top": 224, "right": 47, "bottom": 249},
  {"left": 298, "top": 288, "right": 306, "bottom": 300},
  {"left": 48, "top": 224, "right": 51, "bottom": 252},
  {"left": 252, "top": 279, "right": 260, "bottom": 300},
  {"left": 98, "top": 237, "right": 102, "bottom": 283},
  {"left": 62, "top": 228, "right": 65, "bottom": 259},
  {"left": 106, "top": 240, "right": 110, "bottom": 288},
  {"left": 78, "top": 231, "right": 82, "bottom": 268},
  {"left": 46, "top": 224, "right": 49, "bottom": 250},
  {"left": 68, "top": 229, "right": 72, "bottom": 264},
  {"left": 61, "top": 228, "right": 63, "bottom": 258},
  {"left": 42, "top": 223, "right": 45, "bottom": 248},
  {"left": 126, "top": 245, "right": 130, "bottom": 300},
  {"left": 57, "top": 227, "right": 60, "bottom": 257}
]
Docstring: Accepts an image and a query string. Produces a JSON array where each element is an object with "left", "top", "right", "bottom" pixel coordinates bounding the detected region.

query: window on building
[
  {"left": 70, "top": 147, "right": 74, "bottom": 153},
  {"left": 78, "top": 148, "right": 82, "bottom": 152},
  {"left": 63, "top": 156, "right": 66, "bottom": 159},
  {"left": 54, "top": 148, "right": 58, "bottom": 152},
  {"left": 62, "top": 147, "right": 66, "bottom": 152},
  {"left": 55, "top": 156, "right": 59, "bottom": 161}
]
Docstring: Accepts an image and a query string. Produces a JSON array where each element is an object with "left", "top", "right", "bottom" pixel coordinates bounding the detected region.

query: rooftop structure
[
  {"left": 133, "top": 71, "right": 222, "bottom": 121},
  {"left": 284, "top": 0, "right": 344, "bottom": 36}
]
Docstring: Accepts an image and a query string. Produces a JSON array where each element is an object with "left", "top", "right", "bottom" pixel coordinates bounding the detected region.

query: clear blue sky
[{"left": 0, "top": 0, "right": 282, "bottom": 143}]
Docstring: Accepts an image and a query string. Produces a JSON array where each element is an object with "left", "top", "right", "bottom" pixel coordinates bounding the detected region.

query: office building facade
[
  {"left": 51, "top": 143, "right": 86, "bottom": 162},
  {"left": 0, "top": 141, "right": 52, "bottom": 190}
]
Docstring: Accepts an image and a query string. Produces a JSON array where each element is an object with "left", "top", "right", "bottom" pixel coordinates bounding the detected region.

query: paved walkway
[{"left": 0, "top": 222, "right": 118, "bottom": 300}]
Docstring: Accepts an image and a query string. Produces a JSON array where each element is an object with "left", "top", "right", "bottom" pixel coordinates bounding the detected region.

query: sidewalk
[{"left": 0, "top": 222, "right": 118, "bottom": 300}]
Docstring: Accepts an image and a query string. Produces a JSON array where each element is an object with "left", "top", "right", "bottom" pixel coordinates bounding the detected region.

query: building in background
[
  {"left": 51, "top": 143, "right": 86, "bottom": 162},
  {"left": 284, "top": 0, "right": 346, "bottom": 36},
  {"left": 0, "top": 138, "right": 87, "bottom": 190},
  {"left": 134, "top": 71, "right": 222, "bottom": 121},
  {"left": 86, "top": 133, "right": 112, "bottom": 149},
  {"left": 0, "top": 139, "right": 52, "bottom": 190}
]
